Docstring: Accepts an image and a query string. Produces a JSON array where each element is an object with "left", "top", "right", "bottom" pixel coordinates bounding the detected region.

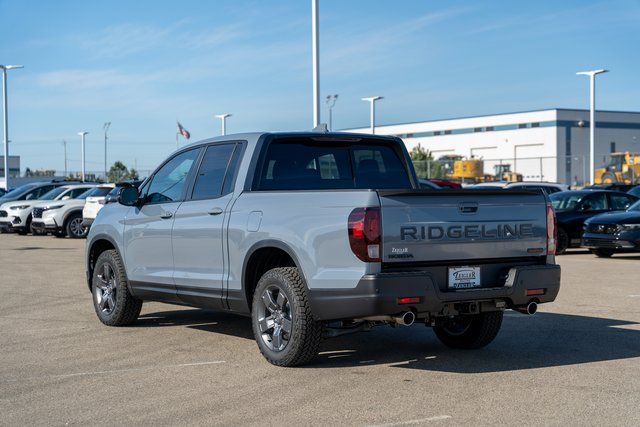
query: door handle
[
  {"left": 208, "top": 207, "right": 223, "bottom": 216},
  {"left": 160, "top": 211, "right": 173, "bottom": 219}
]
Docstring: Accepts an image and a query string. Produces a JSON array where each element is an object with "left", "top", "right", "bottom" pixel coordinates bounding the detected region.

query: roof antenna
[{"left": 312, "top": 123, "right": 329, "bottom": 133}]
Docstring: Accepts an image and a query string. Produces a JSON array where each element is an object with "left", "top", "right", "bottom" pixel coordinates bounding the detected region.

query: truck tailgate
[{"left": 378, "top": 190, "right": 548, "bottom": 263}]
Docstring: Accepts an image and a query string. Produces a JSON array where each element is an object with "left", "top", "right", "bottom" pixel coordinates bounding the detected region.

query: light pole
[
  {"left": 325, "top": 94, "right": 338, "bottom": 131},
  {"left": 1, "top": 64, "right": 23, "bottom": 190},
  {"left": 311, "top": 0, "right": 320, "bottom": 127},
  {"left": 78, "top": 131, "right": 88, "bottom": 182},
  {"left": 215, "top": 114, "right": 232, "bottom": 136},
  {"left": 103, "top": 122, "right": 111, "bottom": 181},
  {"left": 362, "top": 96, "right": 383, "bottom": 134},
  {"left": 577, "top": 69, "right": 609, "bottom": 184}
]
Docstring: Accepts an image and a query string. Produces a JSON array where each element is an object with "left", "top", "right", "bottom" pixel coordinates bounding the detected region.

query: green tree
[
  {"left": 409, "top": 144, "right": 445, "bottom": 179},
  {"left": 107, "top": 161, "right": 129, "bottom": 183}
]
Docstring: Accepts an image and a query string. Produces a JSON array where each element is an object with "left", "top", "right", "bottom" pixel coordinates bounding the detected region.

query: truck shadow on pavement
[{"left": 137, "top": 309, "right": 640, "bottom": 372}]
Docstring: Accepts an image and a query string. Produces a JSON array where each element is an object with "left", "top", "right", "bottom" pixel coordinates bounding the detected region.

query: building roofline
[{"left": 344, "top": 108, "right": 640, "bottom": 130}]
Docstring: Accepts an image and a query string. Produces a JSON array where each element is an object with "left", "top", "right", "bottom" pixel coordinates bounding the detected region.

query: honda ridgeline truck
[{"left": 86, "top": 131, "right": 561, "bottom": 366}]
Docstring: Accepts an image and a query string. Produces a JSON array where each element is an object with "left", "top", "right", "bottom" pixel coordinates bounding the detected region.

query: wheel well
[
  {"left": 244, "top": 247, "right": 296, "bottom": 309},
  {"left": 88, "top": 239, "right": 115, "bottom": 289}
]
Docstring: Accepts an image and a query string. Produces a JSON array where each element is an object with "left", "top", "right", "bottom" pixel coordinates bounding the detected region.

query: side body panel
[{"left": 226, "top": 190, "right": 379, "bottom": 312}]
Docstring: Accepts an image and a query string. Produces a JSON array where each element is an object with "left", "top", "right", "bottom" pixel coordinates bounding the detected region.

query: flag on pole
[{"left": 177, "top": 121, "right": 191, "bottom": 139}]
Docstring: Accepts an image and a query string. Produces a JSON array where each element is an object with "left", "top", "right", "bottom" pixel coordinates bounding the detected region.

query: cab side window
[
  {"left": 582, "top": 193, "right": 607, "bottom": 211},
  {"left": 145, "top": 149, "right": 200, "bottom": 204},
  {"left": 191, "top": 144, "right": 237, "bottom": 200}
]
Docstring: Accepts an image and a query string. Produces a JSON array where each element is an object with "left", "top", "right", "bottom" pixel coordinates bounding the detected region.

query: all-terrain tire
[
  {"left": 92, "top": 249, "right": 142, "bottom": 326},
  {"left": 433, "top": 311, "right": 504, "bottom": 349},
  {"left": 251, "top": 267, "right": 323, "bottom": 367},
  {"left": 556, "top": 227, "right": 569, "bottom": 255}
]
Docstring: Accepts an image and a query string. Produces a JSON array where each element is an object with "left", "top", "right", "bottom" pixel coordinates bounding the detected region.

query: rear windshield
[{"left": 257, "top": 140, "right": 412, "bottom": 190}]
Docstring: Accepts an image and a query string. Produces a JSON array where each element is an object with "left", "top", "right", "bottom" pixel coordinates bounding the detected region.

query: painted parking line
[
  {"left": 0, "top": 360, "right": 226, "bottom": 383},
  {"left": 367, "top": 415, "right": 452, "bottom": 426}
]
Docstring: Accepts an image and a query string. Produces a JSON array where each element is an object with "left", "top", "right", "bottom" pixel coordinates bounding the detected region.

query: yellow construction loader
[{"left": 595, "top": 152, "right": 640, "bottom": 184}]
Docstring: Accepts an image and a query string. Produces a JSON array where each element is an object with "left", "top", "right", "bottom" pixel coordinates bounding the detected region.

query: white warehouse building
[{"left": 346, "top": 108, "right": 640, "bottom": 185}]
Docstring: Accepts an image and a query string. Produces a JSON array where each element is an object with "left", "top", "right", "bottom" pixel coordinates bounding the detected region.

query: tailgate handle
[{"left": 458, "top": 203, "right": 478, "bottom": 214}]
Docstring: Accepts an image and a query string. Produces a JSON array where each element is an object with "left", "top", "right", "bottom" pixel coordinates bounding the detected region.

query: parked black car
[
  {"left": 585, "top": 183, "right": 635, "bottom": 192},
  {"left": 582, "top": 200, "right": 640, "bottom": 257},
  {"left": 549, "top": 190, "right": 639, "bottom": 254}
]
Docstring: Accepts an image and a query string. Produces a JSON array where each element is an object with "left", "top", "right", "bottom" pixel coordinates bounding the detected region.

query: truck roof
[{"left": 180, "top": 131, "right": 397, "bottom": 152}]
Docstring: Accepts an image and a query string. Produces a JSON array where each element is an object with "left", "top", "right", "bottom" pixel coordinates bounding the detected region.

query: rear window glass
[{"left": 258, "top": 140, "right": 411, "bottom": 190}]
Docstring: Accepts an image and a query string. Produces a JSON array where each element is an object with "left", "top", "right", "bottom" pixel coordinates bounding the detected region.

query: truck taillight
[
  {"left": 348, "top": 207, "right": 381, "bottom": 262},
  {"left": 546, "top": 203, "right": 557, "bottom": 255}
]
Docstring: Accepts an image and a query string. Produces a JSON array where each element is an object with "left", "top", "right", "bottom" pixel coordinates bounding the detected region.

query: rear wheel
[
  {"left": 92, "top": 249, "right": 142, "bottom": 326},
  {"left": 593, "top": 248, "right": 615, "bottom": 258},
  {"left": 433, "top": 311, "right": 503, "bottom": 349},
  {"left": 65, "top": 213, "right": 87, "bottom": 239},
  {"left": 556, "top": 227, "right": 569, "bottom": 255},
  {"left": 251, "top": 267, "right": 322, "bottom": 367}
]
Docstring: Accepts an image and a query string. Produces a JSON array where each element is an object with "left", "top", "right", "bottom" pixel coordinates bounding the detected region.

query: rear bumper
[{"left": 309, "top": 264, "right": 561, "bottom": 321}]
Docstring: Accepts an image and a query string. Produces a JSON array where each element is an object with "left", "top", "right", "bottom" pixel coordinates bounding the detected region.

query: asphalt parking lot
[{"left": 1, "top": 234, "right": 639, "bottom": 426}]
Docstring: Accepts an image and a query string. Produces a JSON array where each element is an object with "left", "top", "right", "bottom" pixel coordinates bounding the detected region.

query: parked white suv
[
  {"left": 82, "top": 184, "right": 115, "bottom": 231},
  {"left": 0, "top": 184, "right": 95, "bottom": 235},
  {"left": 31, "top": 185, "right": 114, "bottom": 238}
]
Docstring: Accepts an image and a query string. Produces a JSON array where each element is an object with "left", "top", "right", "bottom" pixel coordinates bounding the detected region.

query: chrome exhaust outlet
[
  {"left": 513, "top": 301, "right": 538, "bottom": 315},
  {"left": 357, "top": 311, "right": 416, "bottom": 326},
  {"left": 393, "top": 311, "right": 415, "bottom": 326}
]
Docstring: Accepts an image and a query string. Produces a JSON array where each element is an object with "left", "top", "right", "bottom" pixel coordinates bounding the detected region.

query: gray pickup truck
[{"left": 86, "top": 131, "right": 561, "bottom": 366}]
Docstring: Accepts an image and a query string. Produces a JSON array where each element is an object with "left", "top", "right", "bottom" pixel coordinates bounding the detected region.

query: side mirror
[
  {"left": 581, "top": 203, "right": 592, "bottom": 212},
  {"left": 118, "top": 186, "right": 140, "bottom": 206},
  {"left": 61, "top": 196, "right": 70, "bottom": 200},
  {"left": 25, "top": 193, "right": 35, "bottom": 200}
]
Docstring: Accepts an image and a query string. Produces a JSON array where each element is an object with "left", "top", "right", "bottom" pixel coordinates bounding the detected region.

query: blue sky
[{"left": 1, "top": 0, "right": 639, "bottom": 173}]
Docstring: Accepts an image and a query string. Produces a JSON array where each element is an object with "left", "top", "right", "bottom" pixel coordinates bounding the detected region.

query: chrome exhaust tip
[
  {"left": 513, "top": 301, "right": 538, "bottom": 315},
  {"left": 394, "top": 311, "right": 415, "bottom": 326}
]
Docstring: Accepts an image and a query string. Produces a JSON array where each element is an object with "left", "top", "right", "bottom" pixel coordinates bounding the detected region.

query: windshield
[
  {"left": 550, "top": 192, "right": 584, "bottom": 211},
  {"left": 0, "top": 183, "right": 38, "bottom": 200},
  {"left": 77, "top": 187, "right": 112, "bottom": 199},
  {"left": 39, "top": 187, "right": 68, "bottom": 200},
  {"left": 628, "top": 200, "right": 640, "bottom": 212}
]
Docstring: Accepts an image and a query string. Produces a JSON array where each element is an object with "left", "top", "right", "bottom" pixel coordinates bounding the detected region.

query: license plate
[{"left": 448, "top": 266, "right": 481, "bottom": 289}]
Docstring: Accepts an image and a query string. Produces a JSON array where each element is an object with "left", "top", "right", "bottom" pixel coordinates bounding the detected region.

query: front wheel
[
  {"left": 251, "top": 267, "right": 322, "bottom": 367},
  {"left": 65, "top": 213, "right": 87, "bottom": 238},
  {"left": 433, "top": 311, "right": 503, "bottom": 349},
  {"left": 92, "top": 249, "right": 142, "bottom": 326},
  {"left": 593, "top": 248, "right": 615, "bottom": 258}
]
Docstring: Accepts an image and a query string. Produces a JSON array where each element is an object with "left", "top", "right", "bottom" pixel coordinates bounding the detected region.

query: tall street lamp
[
  {"left": 362, "top": 96, "right": 383, "bottom": 134},
  {"left": 311, "top": 0, "right": 320, "bottom": 127},
  {"left": 1, "top": 64, "right": 24, "bottom": 190},
  {"left": 215, "top": 114, "right": 232, "bottom": 136},
  {"left": 78, "top": 131, "right": 88, "bottom": 182},
  {"left": 103, "top": 122, "right": 111, "bottom": 180},
  {"left": 325, "top": 94, "right": 338, "bottom": 131},
  {"left": 577, "top": 69, "right": 609, "bottom": 184}
]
